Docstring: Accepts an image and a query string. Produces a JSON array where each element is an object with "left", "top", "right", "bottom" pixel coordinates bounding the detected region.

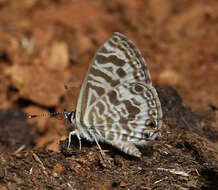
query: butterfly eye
[{"left": 64, "top": 110, "right": 75, "bottom": 123}]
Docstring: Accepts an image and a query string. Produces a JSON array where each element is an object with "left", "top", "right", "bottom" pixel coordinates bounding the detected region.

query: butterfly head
[{"left": 64, "top": 109, "right": 76, "bottom": 125}]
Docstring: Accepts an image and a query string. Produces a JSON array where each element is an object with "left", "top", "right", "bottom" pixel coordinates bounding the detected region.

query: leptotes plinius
[{"left": 65, "top": 32, "right": 162, "bottom": 157}]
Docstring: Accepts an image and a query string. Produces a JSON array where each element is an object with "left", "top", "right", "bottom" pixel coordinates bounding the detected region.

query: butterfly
[{"left": 64, "top": 32, "right": 162, "bottom": 158}]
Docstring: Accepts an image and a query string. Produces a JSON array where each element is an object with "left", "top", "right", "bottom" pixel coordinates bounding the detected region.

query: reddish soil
[{"left": 0, "top": 0, "right": 217, "bottom": 189}]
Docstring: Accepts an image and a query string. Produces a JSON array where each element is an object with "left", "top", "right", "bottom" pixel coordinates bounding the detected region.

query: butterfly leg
[
  {"left": 109, "top": 141, "right": 142, "bottom": 157},
  {"left": 68, "top": 130, "right": 82, "bottom": 150},
  {"left": 89, "top": 129, "right": 106, "bottom": 159}
]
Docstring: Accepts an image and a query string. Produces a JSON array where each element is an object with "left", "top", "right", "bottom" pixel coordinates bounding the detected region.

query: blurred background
[{"left": 0, "top": 0, "right": 217, "bottom": 152}]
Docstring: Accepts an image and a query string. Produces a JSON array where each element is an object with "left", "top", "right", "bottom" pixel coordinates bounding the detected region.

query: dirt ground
[{"left": 0, "top": 0, "right": 217, "bottom": 189}]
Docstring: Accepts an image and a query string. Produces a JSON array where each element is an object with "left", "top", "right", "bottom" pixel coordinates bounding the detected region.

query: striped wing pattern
[{"left": 75, "top": 32, "right": 162, "bottom": 157}]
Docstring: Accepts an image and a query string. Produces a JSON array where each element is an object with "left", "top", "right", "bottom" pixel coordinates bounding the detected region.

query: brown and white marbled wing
[
  {"left": 85, "top": 82, "right": 162, "bottom": 144},
  {"left": 76, "top": 32, "right": 152, "bottom": 126},
  {"left": 75, "top": 32, "right": 162, "bottom": 157}
]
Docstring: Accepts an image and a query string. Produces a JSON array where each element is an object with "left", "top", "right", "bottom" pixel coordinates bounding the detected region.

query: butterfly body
[{"left": 67, "top": 32, "right": 162, "bottom": 157}]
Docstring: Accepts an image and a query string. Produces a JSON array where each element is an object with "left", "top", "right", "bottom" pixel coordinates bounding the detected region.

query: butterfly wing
[
  {"left": 75, "top": 32, "right": 162, "bottom": 156},
  {"left": 85, "top": 82, "right": 162, "bottom": 147},
  {"left": 76, "top": 32, "right": 152, "bottom": 123}
]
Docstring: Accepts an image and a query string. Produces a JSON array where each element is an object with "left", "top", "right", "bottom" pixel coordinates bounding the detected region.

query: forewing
[{"left": 76, "top": 32, "right": 153, "bottom": 124}]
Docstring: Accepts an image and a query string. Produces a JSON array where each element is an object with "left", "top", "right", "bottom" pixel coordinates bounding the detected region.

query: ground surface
[{"left": 0, "top": 0, "right": 217, "bottom": 189}]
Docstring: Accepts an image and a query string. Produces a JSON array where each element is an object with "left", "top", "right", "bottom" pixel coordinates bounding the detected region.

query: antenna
[
  {"left": 25, "top": 111, "right": 65, "bottom": 119},
  {"left": 26, "top": 83, "right": 78, "bottom": 120}
]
